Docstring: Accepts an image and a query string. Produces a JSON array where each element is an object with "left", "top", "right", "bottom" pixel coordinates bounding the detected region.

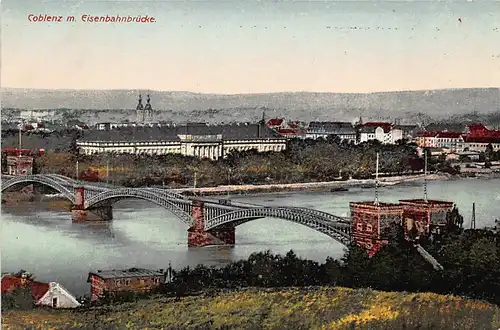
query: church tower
[
  {"left": 136, "top": 93, "right": 144, "bottom": 123},
  {"left": 144, "top": 93, "right": 153, "bottom": 123}
]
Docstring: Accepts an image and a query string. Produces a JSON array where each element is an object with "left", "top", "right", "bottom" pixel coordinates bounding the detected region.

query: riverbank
[
  {"left": 173, "top": 173, "right": 452, "bottom": 196},
  {"left": 2, "top": 287, "right": 498, "bottom": 330}
]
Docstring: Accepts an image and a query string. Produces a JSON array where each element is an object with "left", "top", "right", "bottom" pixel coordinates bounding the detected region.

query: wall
[
  {"left": 89, "top": 274, "right": 106, "bottom": 301},
  {"left": 104, "top": 276, "right": 164, "bottom": 293}
]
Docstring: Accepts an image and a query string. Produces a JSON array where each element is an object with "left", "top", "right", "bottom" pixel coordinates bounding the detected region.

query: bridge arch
[
  {"left": 1, "top": 175, "right": 76, "bottom": 203},
  {"left": 205, "top": 207, "right": 351, "bottom": 246},
  {"left": 45, "top": 174, "right": 79, "bottom": 186},
  {"left": 85, "top": 188, "right": 193, "bottom": 226},
  {"left": 283, "top": 206, "right": 351, "bottom": 223},
  {"left": 141, "top": 188, "right": 189, "bottom": 201}
]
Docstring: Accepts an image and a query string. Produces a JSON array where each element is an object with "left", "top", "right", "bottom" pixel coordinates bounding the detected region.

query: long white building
[{"left": 76, "top": 122, "right": 287, "bottom": 160}]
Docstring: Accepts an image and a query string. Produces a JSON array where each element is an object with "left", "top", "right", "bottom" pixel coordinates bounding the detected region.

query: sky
[{"left": 1, "top": 0, "right": 500, "bottom": 94}]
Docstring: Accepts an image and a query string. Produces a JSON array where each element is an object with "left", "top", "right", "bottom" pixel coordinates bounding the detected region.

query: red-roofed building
[
  {"left": 434, "top": 132, "right": 463, "bottom": 150},
  {"left": 1, "top": 274, "right": 80, "bottom": 308},
  {"left": 457, "top": 123, "right": 500, "bottom": 152},
  {"left": 458, "top": 136, "right": 500, "bottom": 153},
  {"left": 414, "top": 131, "right": 438, "bottom": 148},
  {"left": 466, "top": 123, "right": 500, "bottom": 138},
  {"left": 267, "top": 118, "right": 306, "bottom": 138},
  {"left": 266, "top": 118, "right": 285, "bottom": 128}
]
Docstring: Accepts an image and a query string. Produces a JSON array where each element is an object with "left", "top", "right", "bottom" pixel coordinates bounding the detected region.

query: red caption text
[{"left": 27, "top": 14, "right": 156, "bottom": 23}]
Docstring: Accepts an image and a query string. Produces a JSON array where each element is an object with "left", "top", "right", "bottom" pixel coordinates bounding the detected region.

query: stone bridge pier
[
  {"left": 188, "top": 200, "right": 235, "bottom": 247},
  {"left": 71, "top": 187, "right": 113, "bottom": 222}
]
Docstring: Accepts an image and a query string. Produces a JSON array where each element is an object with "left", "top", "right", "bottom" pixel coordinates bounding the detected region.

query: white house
[
  {"left": 1, "top": 274, "right": 81, "bottom": 309},
  {"left": 19, "top": 110, "right": 57, "bottom": 121},
  {"left": 77, "top": 123, "right": 288, "bottom": 160},
  {"left": 36, "top": 282, "right": 81, "bottom": 309},
  {"left": 359, "top": 122, "right": 402, "bottom": 144}
]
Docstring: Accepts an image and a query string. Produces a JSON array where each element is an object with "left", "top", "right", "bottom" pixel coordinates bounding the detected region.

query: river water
[{"left": 2, "top": 178, "right": 499, "bottom": 296}]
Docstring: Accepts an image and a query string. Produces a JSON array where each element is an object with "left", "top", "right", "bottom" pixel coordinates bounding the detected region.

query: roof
[
  {"left": 276, "top": 128, "right": 305, "bottom": 135},
  {"left": 467, "top": 123, "right": 489, "bottom": 131},
  {"left": 435, "top": 132, "right": 463, "bottom": 139},
  {"left": 1, "top": 275, "right": 50, "bottom": 301},
  {"left": 425, "top": 123, "right": 466, "bottom": 133},
  {"left": 463, "top": 136, "right": 500, "bottom": 143},
  {"left": 30, "top": 281, "right": 51, "bottom": 300},
  {"left": 362, "top": 122, "right": 392, "bottom": 133},
  {"left": 350, "top": 201, "right": 404, "bottom": 208},
  {"left": 88, "top": 268, "right": 164, "bottom": 280},
  {"left": 307, "top": 122, "right": 356, "bottom": 134},
  {"left": 266, "top": 118, "right": 283, "bottom": 126},
  {"left": 79, "top": 123, "right": 281, "bottom": 142},
  {"left": 399, "top": 199, "right": 454, "bottom": 206},
  {"left": 393, "top": 124, "right": 419, "bottom": 130},
  {"left": 415, "top": 131, "right": 438, "bottom": 138}
]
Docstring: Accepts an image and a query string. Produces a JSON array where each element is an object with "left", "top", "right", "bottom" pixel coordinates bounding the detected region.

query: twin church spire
[{"left": 136, "top": 92, "right": 153, "bottom": 123}]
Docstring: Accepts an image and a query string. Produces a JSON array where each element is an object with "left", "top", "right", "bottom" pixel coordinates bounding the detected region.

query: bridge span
[
  {"left": 2, "top": 174, "right": 352, "bottom": 246},
  {"left": 1, "top": 174, "right": 444, "bottom": 270}
]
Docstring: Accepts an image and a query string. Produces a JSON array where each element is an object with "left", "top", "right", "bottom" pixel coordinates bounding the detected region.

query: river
[{"left": 2, "top": 178, "right": 499, "bottom": 296}]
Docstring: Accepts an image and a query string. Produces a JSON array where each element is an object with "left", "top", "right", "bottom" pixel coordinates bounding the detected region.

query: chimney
[{"left": 258, "top": 123, "right": 261, "bottom": 138}]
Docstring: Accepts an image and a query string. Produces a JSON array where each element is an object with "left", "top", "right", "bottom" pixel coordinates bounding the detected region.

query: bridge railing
[
  {"left": 85, "top": 187, "right": 194, "bottom": 225},
  {"left": 204, "top": 206, "right": 351, "bottom": 246},
  {"left": 1, "top": 174, "right": 76, "bottom": 203}
]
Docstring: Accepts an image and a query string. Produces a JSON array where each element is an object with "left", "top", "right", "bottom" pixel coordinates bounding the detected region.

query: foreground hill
[
  {"left": 2, "top": 287, "right": 499, "bottom": 330},
  {"left": 2, "top": 87, "right": 499, "bottom": 123}
]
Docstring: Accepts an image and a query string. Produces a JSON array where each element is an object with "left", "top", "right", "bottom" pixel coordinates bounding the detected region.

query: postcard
[{"left": 1, "top": 1, "right": 500, "bottom": 329}]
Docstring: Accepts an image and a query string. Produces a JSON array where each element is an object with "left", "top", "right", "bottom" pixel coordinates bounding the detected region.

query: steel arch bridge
[
  {"left": 2, "top": 174, "right": 353, "bottom": 246},
  {"left": 205, "top": 207, "right": 352, "bottom": 246},
  {"left": 84, "top": 187, "right": 194, "bottom": 226},
  {"left": 1, "top": 173, "right": 444, "bottom": 270},
  {"left": 1, "top": 174, "right": 76, "bottom": 203},
  {"left": 84, "top": 187, "right": 352, "bottom": 245}
]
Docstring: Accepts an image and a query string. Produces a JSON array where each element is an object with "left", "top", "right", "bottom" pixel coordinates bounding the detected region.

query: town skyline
[{"left": 2, "top": 1, "right": 499, "bottom": 93}]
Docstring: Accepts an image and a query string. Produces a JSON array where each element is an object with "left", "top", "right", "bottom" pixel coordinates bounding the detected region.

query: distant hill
[{"left": 2, "top": 88, "right": 499, "bottom": 124}]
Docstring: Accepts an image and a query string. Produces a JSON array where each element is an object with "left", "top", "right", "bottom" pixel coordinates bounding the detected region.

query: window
[
  {"left": 52, "top": 297, "right": 58, "bottom": 308},
  {"left": 154, "top": 278, "right": 159, "bottom": 284},
  {"left": 115, "top": 280, "right": 122, "bottom": 286},
  {"left": 356, "top": 223, "right": 363, "bottom": 231},
  {"left": 366, "top": 224, "right": 373, "bottom": 232},
  {"left": 124, "top": 279, "right": 131, "bottom": 285}
]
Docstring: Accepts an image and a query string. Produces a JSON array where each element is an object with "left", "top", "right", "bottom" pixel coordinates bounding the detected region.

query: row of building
[
  {"left": 3, "top": 94, "right": 500, "bottom": 160},
  {"left": 72, "top": 95, "right": 415, "bottom": 159},
  {"left": 76, "top": 119, "right": 500, "bottom": 160},
  {"left": 75, "top": 120, "right": 408, "bottom": 160},
  {"left": 413, "top": 123, "right": 500, "bottom": 153},
  {"left": 1, "top": 267, "right": 171, "bottom": 308}
]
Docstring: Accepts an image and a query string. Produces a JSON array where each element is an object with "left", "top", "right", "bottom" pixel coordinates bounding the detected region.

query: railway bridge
[{"left": 1, "top": 174, "right": 445, "bottom": 270}]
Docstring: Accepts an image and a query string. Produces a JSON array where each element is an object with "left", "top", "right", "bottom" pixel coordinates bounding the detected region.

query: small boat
[{"left": 331, "top": 187, "right": 349, "bottom": 192}]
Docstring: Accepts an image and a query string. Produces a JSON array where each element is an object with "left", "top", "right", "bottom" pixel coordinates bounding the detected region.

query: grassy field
[{"left": 2, "top": 287, "right": 500, "bottom": 330}]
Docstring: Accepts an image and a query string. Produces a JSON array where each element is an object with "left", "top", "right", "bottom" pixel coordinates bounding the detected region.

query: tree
[
  {"left": 1, "top": 285, "right": 36, "bottom": 311},
  {"left": 486, "top": 143, "right": 494, "bottom": 158},
  {"left": 445, "top": 205, "right": 464, "bottom": 233}
]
